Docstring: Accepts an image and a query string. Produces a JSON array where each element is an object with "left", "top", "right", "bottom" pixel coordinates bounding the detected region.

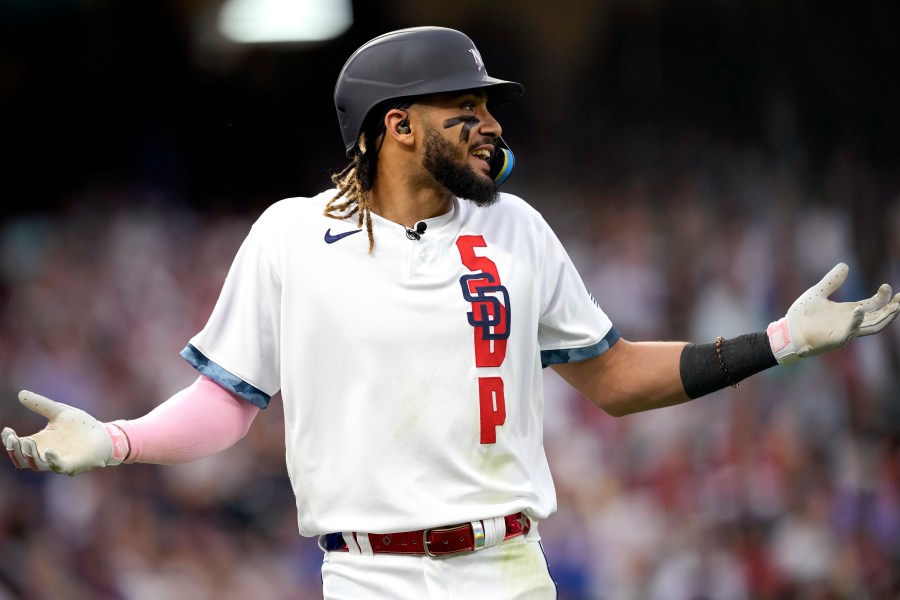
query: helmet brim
[{"left": 416, "top": 75, "right": 524, "bottom": 108}]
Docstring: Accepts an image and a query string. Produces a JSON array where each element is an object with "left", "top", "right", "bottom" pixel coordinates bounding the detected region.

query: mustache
[{"left": 469, "top": 137, "right": 497, "bottom": 152}]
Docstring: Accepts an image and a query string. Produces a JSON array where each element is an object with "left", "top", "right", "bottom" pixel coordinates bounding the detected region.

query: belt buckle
[
  {"left": 422, "top": 521, "right": 484, "bottom": 557},
  {"left": 422, "top": 527, "right": 438, "bottom": 557}
]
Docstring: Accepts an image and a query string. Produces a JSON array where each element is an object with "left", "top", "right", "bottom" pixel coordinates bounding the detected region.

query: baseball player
[{"left": 3, "top": 26, "right": 900, "bottom": 599}]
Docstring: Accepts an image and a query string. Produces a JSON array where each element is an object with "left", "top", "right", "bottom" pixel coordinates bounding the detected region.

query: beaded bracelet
[{"left": 714, "top": 336, "right": 739, "bottom": 388}]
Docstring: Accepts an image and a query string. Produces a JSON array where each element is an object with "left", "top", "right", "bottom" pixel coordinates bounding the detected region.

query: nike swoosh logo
[{"left": 324, "top": 228, "right": 363, "bottom": 244}]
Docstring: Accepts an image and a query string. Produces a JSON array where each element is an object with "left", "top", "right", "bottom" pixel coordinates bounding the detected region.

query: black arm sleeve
[{"left": 679, "top": 331, "right": 778, "bottom": 399}]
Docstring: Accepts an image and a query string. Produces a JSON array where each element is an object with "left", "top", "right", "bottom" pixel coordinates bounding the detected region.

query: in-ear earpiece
[{"left": 396, "top": 120, "right": 411, "bottom": 135}]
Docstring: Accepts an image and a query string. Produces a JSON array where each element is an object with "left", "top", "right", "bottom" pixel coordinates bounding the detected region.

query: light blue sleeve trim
[
  {"left": 180, "top": 344, "right": 271, "bottom": 409},
  {"left": 540, "top": 326, "right": 621, "bottom": 368}
]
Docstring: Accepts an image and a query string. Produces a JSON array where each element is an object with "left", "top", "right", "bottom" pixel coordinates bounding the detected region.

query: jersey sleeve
[
  {"left": 537, "top": 225, "right": 619, "bottom": 368},
  {"left": 181, "top": 210, "right": 282, "bottom": 408}
]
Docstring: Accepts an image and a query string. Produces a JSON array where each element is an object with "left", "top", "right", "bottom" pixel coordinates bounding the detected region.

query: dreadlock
[
  {"left": 325, "top": 130, "right": 379, "bottom": 253},
  {"left": 325, "top": 101, "right": 410, "bottom": 254}
]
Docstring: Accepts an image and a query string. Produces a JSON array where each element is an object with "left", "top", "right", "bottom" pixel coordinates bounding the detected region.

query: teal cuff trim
[
  {"left": 541, "top": 326, "right": 621, "bottom": 368},
  {"left": 180, "top": 344, "right": 271, "bottom": 408}
]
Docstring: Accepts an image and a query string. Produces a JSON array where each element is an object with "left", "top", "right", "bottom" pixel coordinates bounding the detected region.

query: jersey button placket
[{"left": 407, "top": 235, "right": 437, "bottom": 277}]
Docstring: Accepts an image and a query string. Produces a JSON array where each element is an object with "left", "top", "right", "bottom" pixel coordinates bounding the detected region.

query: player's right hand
[{"left": 2, "top": 391, "right": 117, "bottom": 476}]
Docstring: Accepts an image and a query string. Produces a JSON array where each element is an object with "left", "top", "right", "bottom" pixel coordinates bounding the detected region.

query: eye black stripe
[{"left": 443, "top": 116, "right": 480, "bottom": 144}]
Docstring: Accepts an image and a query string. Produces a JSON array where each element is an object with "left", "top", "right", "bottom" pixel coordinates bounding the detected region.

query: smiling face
[{"left": 415, "top": 91, "right": 503, "bottom": 206}]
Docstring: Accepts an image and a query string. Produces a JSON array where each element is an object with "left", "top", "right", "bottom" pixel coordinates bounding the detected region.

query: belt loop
[
  {"left": 356, "top": 533, "right": 374, "bottom": 556},
  {"left": 342, "top": 532, "right": 361, "bottom": 555},
  {"left": 482, "top": 516, "right": 506, "bottom": 548}
]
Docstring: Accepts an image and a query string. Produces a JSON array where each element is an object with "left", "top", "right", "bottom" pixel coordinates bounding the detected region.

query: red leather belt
[{"left": 330, "top": 512, "right": 530, "bottom": 557}]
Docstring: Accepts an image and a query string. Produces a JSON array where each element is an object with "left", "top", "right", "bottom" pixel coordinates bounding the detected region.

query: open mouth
[{"left": 470, "top": 146, "right": 493, "bottom": 168}]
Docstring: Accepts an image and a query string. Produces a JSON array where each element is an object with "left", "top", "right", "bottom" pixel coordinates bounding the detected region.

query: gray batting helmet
[{"left": 334, "top": 26, "right": 524, "bottom": 156}]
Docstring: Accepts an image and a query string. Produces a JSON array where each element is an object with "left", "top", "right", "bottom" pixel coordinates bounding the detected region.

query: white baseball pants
[{"left": 321, "top": 535, "right": 557, "bottom": 599}]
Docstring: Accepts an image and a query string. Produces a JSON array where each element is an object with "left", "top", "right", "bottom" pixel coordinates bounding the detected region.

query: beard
[{"left": 422, "top": 126, "right": 499, "bottom": 207}]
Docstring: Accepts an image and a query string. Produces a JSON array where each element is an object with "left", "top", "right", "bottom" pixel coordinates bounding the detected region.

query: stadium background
[{"left": 1, "top": 1, "right": 899, "bottom": 598}]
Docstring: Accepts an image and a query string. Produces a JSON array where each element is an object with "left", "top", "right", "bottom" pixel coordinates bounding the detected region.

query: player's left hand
[{"left": 767, "top": 262, "right": 900, "bottom": 365}]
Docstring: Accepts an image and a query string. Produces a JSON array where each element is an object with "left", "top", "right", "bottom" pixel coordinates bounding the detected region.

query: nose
[{"left": 478, "top": 107, "right": 502, "bottom": 140}]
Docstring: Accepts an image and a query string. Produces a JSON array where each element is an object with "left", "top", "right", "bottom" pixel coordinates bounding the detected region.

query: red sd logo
[{"left": 456, "top": 235, "right": 511, "bottom": 444}]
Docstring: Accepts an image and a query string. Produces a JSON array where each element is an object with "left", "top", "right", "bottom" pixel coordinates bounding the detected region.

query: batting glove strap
[
  {"left": 767, "top": 317, "right": 800, "bottom": 366},
  {"left": 108, "top": 419, "right": 143, "bottom": 464},
  {"left": 102, "top": 422, "right": 130, "bottom": 464}
]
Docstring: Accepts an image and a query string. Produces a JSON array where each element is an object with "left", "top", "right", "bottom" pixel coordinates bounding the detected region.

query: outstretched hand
[
  {"left": 767, "top": 263, "right": 900, "bottom": 365},
  {"left": 2, "top": 391, "right": 117, "bottom": 476}
]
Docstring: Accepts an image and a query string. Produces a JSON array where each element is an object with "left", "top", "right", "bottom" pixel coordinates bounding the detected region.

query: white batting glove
[
  {"left": 767, "top": 263, "right": 900, "bottom": 365},
  {"left": 2, "top": 391, "right": 127, "bottom": 476}
]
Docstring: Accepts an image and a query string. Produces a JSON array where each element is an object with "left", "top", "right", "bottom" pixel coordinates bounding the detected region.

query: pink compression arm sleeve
[{"left": 110, "top": 375, "right": 260, "bottom": 464}]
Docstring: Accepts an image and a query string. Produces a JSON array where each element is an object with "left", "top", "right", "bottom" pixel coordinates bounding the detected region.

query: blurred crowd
[
  {"left": 1, "top": 127, "right": 898, "bottom": 600},
  {"left": 2, "top": 1, "right": 899, "bottom": 598}
]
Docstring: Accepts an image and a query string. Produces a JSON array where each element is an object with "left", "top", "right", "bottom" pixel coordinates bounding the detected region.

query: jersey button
[{"left": 419, "top": 252, "right": 428, "bottom": 261}]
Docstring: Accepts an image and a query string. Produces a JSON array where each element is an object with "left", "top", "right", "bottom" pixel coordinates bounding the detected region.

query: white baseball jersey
[{"left": 182, "top": 189, "right": 618, "bottom": 537}]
